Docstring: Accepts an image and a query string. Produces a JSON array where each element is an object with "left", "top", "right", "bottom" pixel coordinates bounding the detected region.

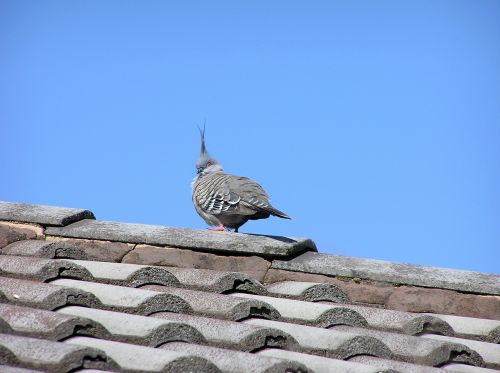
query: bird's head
[{"left": 195, "top": 123, "right": 223, "bottom": 177}]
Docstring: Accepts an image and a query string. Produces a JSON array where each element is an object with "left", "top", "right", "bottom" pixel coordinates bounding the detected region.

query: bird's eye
[{"left": 206, "top": 162, "right": 213, "bottom": 167}]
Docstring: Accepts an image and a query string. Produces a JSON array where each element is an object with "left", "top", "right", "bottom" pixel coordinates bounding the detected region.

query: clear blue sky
[{"left": 1, "top": 1, "right": 499, "bottom": 274}]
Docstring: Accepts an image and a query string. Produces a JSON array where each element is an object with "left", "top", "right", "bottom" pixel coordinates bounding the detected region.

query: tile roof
[{"left": 0, "top": 200, "right": 499, "bottom": 373}]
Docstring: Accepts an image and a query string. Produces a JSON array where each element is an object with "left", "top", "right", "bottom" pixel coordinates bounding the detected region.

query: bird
[{"left": 191, "top": 124, "right": 291, "bottom": 232}]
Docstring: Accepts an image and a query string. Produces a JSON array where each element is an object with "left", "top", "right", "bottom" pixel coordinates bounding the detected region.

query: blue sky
[{"left": 1, "top": 1, "right": 499, "bottom": 273}]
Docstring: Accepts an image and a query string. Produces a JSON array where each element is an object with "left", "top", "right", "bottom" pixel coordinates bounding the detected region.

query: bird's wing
[
  {"left": 196, "top": 174, "right": 243, "bottom": 216},
  {"left": 195, "top": 174, "right": 262, "bottom": 216},
  {"left": 196, "top": 173, "right": 290, "bottom": 218},
  {"left": 227, "top": 176, "right": 290, "bottom": 218},
  {"left": 227, "top": 176, "right": 269, "bottom": 207}
]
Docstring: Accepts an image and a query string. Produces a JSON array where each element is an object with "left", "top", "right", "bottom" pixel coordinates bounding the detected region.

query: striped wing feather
[{"left": 196, "top": 173, "right": 289, "bottom": 218}]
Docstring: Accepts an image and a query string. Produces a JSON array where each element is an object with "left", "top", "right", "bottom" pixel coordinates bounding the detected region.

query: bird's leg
[{"left": 208, "top": 224, "right": 230, "bottom": 232}]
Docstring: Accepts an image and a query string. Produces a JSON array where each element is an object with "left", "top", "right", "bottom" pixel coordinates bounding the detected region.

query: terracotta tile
[
  {"left": 0, "top": 224, "right": 37, "bottom": 249},
  {"left": 386, "top": 287, "right": 500, "bottom": 321},
  {"left": 45, "top": 237, "right": 134, "bottom": 262},
  {"left": 265, "top": 268, "right": 393, "bottom": 305},
  {"left": 122, "top": 244, "right": 271, "bottom": 281},
  {"left": 0, "top": 222, "right": 44, "bottom": 239}
]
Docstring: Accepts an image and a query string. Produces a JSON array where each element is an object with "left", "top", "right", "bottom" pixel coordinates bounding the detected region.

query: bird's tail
[{"left": 265, "top": 206, "right": 291, "bottom": 219}]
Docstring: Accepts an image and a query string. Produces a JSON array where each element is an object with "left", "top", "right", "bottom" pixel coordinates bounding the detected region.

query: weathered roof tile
[
  {"left": 0, "top": 256, "right": 65, "bottom": 281},
  {"left": 50, "top": 279, "right": 191, "bottom": 315},
  {"left": 0, "top": 304, "right": 98, "bottom": 341},
  {"left": 237, "top": 292, "right": 468, "bottom": 337},
  {"left": 349, "top": 356, "right": 449, "bottom": 373},
  {"left": 441, "top": 363, "right": 500, "bottom": 372},
  {"left": 57, "top": 306, "right": 204, "bottom": 347},
  {"left": 0, "top": 222, "right": 44, "bottom": 239},
  {"left": 332, "top": 325, "right": 484, "bottom": 367},
  {"left": 423, "top": 314, "right": 500, "bottom": 343},
  {"left": 46, "top": 219, "right": 316, "bottom": 258},
  {"left": 265, "top": 280, "right": 350, "bottom": 303},
  {"left": 161, "top": 342, "right": 310, "bottom": 373},
  {"left": 151, "top": 312, "right": 297, "bottom": 351},
  {"left": 163, "top": 266, "right": 267, "bottom": 294},
  {"left": 0, "top": 224, "right": 37, "bottom": 249},
  {"left": 66, "top": 336, "right": 221, "bottom": 372},
  {"left": 233, "top": 293, "right": 368, "bottom": 327},
  {"left": 272, "top": 251, "right": 500, "bottom": 295},
  {"left": 142, "top": 285, "right": 280, "bottom": 321},
  {"left": 0, "top": 333, "right": 112, "bottom": 373},
  {"left": 1, "top": 254, "right": 270, "bottom": 294},
  {"left": 244, "top": 318, "right": 392, "bottom": 360},
  {"left": 0, "top": 277, "right": 99, "bottom": 310},
  {"left": 352, "top": 357, "right": 500, "bottom": 373},
  {"left": 0, "top": 366, "right": 48, "bottom": 373},
  {"left": 258, "top": 348, "right": 394, "bottom": 373},
  {"left": 422, "top": 334, "right": 500, "bottom": 369},
  {"left": 0, "top": 255, "right": 182, "bottom": 287},
  {"left": 333, "top": 304, "right": 454, "bottom": 336},
  {"left": 2, "top": 239, "right": 132, "bottom": 262},
  {"left": 0, "top": 202, "right": 95, "bottom": 227},
  {"left": 65, "top": 259, "right": 180, "bottom": 287},
  {"left": 122, "top": 244, "right": 271, "bottom": 281},
  {"left": 385, "top": 286, "right": 500, "bottom": 320}
]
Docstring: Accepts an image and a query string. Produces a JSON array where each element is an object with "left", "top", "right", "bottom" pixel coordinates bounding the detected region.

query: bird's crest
[
  {"left": 195, "top": 120, "right": 220, "bottom": 173},
  {"left": 197, "top": 119, "right": 207, "bottom": 156}
]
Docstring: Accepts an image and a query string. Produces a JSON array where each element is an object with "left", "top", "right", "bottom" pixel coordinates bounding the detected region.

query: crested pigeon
[{"left": 191, "top": 125, "right": 290, "bottom": 232}]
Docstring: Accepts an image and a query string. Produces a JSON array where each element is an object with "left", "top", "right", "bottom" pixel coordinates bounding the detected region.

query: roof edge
[
  {"left": 0, "top": 201, "right": 95, "bottom": 227},
  {"left": 271, "top": 251, "right": 500, "bottom": 296}
]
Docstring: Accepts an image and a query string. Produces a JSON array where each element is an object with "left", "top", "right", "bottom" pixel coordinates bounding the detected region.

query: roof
[{"left": 0, "top": 200, "right": 499, "bottom": 373}]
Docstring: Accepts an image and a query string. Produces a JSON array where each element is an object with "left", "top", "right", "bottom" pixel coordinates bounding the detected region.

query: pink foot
[{"left": 208, "top": 225, "right": 230, "bottom": 232}]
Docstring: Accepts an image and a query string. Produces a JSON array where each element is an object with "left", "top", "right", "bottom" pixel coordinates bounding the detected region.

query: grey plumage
[{"left": 192, "top": 125, "right": 290, "bottom": 232}]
